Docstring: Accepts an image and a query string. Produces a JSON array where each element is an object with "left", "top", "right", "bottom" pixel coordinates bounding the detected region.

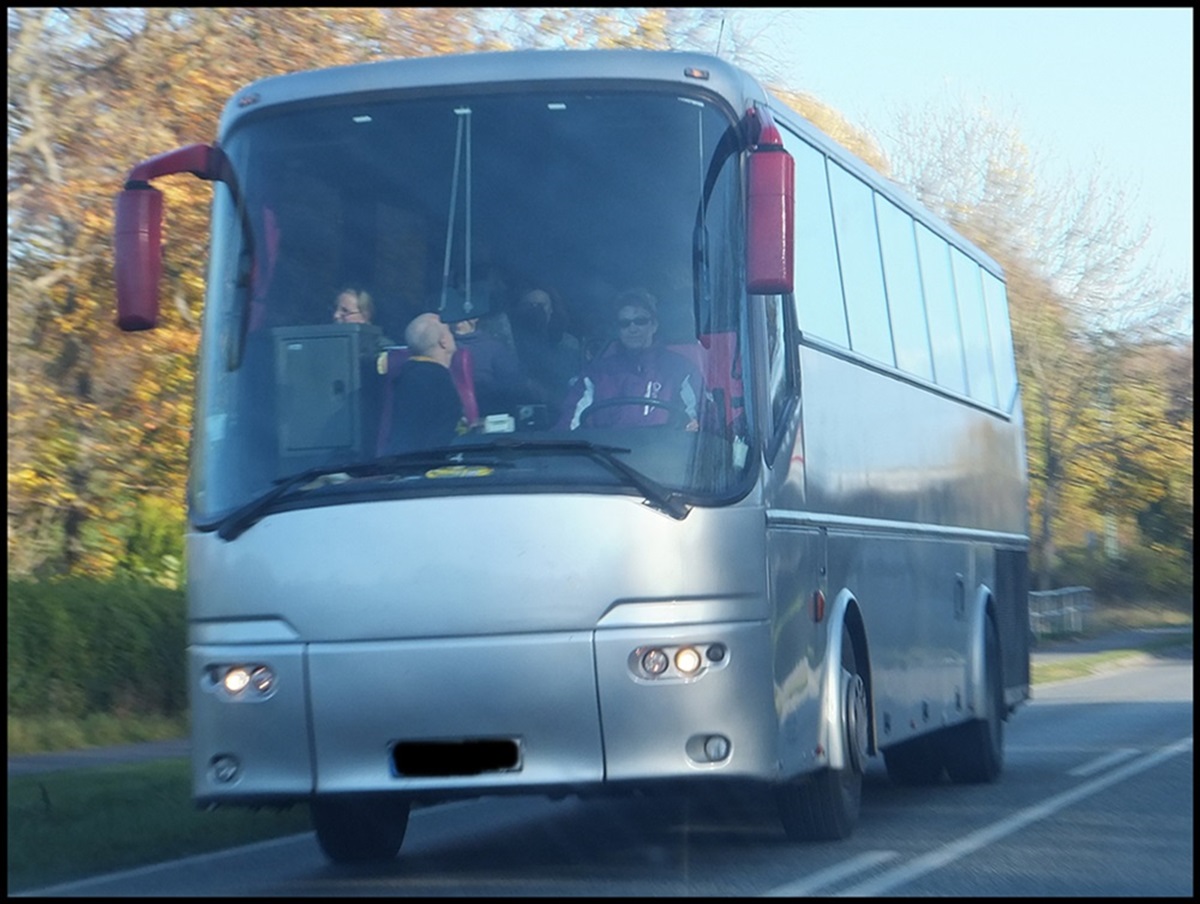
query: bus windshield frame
[{"left": 189, "top": 86, "right": 757, "bottom": 530}]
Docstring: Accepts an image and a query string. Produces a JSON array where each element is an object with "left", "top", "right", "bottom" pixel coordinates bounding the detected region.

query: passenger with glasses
[
  {"left": 332, "top": 287, "right": 373, "bottom": 324},
  {"left": 332, "top": 286, "right": 393, "bottom": 349},
  {"left": 558, "top": 288, "right": 701, "bottom": 431}
]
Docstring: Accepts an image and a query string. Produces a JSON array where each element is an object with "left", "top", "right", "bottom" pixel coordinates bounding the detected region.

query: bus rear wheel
[
  {"left": 944, "top": 615, "right": 1004, "bottom": 784},
  {"left": 311, "top": 795, "right": 411, "bottom": 863},
  {"left": 778, "top": 626, "right": 867, "bottom": 841}
]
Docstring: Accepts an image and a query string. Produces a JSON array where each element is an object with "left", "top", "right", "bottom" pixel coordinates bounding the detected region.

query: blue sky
[{"left": 731, "top": 7, "right": 1193, "bottom": 294}]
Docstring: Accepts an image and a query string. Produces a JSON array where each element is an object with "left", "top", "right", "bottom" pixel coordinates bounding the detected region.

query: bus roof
[{"left": 219, "top": 49, "right": 763, "bottom": 136}]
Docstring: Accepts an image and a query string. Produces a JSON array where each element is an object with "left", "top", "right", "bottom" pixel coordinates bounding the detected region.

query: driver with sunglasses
[{"left": 559, "top": 288, "right": 701, "bottom": 431}]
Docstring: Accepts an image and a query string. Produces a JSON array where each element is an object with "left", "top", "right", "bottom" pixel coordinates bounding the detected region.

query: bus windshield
[{"left": 190, "top": 88, "right": 752, "bottom": 528}]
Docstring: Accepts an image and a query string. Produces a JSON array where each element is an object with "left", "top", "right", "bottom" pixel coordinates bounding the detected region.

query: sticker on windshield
[{"left": 424, "top": 466, "right": 495, "bottom": 479}]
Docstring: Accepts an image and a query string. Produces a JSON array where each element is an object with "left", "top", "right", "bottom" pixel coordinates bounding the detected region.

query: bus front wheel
[
  {"left": 311, "top": 795, "right": 411, "bottom": 863},
  {"left": 778, "top": 626, "right": 867, "bottom": 841}
]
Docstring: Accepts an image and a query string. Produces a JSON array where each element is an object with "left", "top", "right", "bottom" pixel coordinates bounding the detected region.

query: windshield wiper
[
  {"left": 216, "top": 439, "right": 688, "bottom": 541},
  {"left": 216, "top": 462, "right": 347, "bottom": 541},
  {"left": 460, "top": 438, "right": 691, "bottom": 520},
  {"left": 214, "top": 447, "right": 509, "bottom": 541}
]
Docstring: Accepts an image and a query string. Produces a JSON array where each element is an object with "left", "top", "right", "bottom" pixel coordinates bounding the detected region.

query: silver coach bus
[{"left": 114, "top": 49, "right": 1030, "bottom": 862}]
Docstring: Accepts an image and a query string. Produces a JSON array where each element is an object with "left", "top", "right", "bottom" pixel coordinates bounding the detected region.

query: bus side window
[{"left": 780, "top": 128, "right": 848, "bottom": 348}]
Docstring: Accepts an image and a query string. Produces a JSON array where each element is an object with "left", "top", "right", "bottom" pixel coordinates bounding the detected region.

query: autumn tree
[
  {"left": 768, "top": 87, "right": 892, "bottom": 177},
  {"left": 481, "top": 7, "right": 724, "bottom": 51}
]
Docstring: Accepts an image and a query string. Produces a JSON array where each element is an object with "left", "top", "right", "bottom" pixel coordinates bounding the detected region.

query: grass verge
[
  {"left": 1031, "top": 648, "right": 1150, "bottom": 685},
  {"left": 7, "top": 712, "right": 188, "bottom": 756},
  {"left": 6, "top": 758, "right": 311, "bottom": 894},
  {"left": 1030, "top": 633, "right": 1192, "bottom": 685}
]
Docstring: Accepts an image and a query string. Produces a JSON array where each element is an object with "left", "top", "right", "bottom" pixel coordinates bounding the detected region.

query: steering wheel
[{"left": 577, "top": 396, "right": 691, "bottom": 428}]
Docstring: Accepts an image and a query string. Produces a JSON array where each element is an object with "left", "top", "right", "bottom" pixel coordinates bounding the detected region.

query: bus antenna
[{"left": 715, "top": 18, "right": 725, "bottom": 57}]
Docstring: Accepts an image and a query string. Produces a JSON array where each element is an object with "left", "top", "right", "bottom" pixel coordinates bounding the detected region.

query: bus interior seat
[{"left": 375, "top": 345, "right": 479, "bottom": 455}]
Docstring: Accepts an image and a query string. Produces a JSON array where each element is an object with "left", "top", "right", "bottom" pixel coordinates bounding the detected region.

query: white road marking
[
  {"left": 764, "top": 850, "right": 899, "bottom": 897},
  {"left": 835, "top": 735, "right": 1193, "bottom": 897},
  {"left": 1068, "top": 747, "right": 1140, "bottom": 777}
]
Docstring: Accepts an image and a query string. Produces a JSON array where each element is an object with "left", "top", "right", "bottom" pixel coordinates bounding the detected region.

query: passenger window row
[{"left": 778, "top": 121, "right": 1018, "bottom": 412}]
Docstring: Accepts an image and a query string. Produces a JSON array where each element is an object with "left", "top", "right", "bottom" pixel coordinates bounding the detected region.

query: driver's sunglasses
[{"left": 618, "top": 316, "right": 652, "bottom": 329}]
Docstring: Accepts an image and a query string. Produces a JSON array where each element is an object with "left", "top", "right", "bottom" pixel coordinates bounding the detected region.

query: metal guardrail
[{"left": 1028, "top": 586, "right": 1094, "bottom": 639}]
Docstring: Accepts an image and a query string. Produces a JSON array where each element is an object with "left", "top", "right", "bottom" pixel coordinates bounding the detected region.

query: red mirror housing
[
  {"left": 113, "top": 143, "right": 221, "bottom": 331},
  {"left": 114, "top": 185, "right": 164, "bottom": 331},
  {"left": 127, "top": 142, "right": 220, "bottom": 184},
  {"left": 745, "top": 108, "right": 794, "bottom": 296}
]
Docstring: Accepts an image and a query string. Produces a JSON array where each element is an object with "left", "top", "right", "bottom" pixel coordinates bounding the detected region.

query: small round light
[
  {"left": 223, "top": 667, "right": 251, "bottom": 694},
  {"left": 703, "top": 735, "right": 731, "bottom": 762},
  {"left": 706, "top": 643, "right": 726, "bottom": 663},
  {"left": 675, "top": 647, "right": 702, "bottom": 674},
  {"left": 641, "top": 648, "right": 669, "bottom": 676},
  {"left": 250, "top": 666, "right": 275, "bottom": 694},
  {"left": 211, "top": 754, "right": 240, "bottom": 783}
]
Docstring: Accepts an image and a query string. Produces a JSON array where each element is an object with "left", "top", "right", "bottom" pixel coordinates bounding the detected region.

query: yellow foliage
[{"left": 769, "top": 87, "right": 891, "bottom": 178}]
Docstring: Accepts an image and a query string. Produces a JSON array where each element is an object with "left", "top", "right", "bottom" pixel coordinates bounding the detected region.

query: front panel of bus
[{"left": 186, "top": 62, "right": 790, "bottom": 806}]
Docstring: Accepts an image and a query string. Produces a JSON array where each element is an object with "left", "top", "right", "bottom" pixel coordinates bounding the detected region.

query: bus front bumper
[{"left": 190, "top": 620, "right": 778, "bottom": 807}]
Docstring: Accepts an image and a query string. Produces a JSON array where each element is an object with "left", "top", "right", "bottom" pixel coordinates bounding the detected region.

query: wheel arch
[
  {"left": 822, "top": 589, "right": 876, "bottom": 766},
  {"left": 965, "top": 584, "right": 1001, "bottom": 720}
]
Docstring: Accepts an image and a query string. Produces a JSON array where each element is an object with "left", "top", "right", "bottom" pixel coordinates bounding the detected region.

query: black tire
[
  {"left": 883, "top": 732, "right": 946, "bottom": 786},
  {"left": 778, "top": 625, "right": 867, "bottom": 841},
  {"left": 311, "top": 795, "right": 411, "bottom": 863},
  {"left": 944, "top": 615, "right": 1004, "bottom": 784}
]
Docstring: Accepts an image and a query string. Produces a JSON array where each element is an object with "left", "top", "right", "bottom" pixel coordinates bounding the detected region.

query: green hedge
[
  {"left": 7, "top": 578, "right": 186, "bottom": 718},
  {"left": 1054, "top": 544, "right": 1194, "bottom": 606}
]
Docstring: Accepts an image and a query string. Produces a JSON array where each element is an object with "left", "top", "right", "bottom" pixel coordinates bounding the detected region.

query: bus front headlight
[
  {"left": 222, "top": 666, "right": 251, "bottom": 694},
  {"left": 641, "top": 648, "right": 669, "bottom": 676},
  {"left": 674, "top": 647, "right": 702, "bottom": 674},
  {"left": 209, "top": 663, "right": 278, "bottom": 699},
  {"left": 250, "top": 666, "right": 275, "bottom": 693}
]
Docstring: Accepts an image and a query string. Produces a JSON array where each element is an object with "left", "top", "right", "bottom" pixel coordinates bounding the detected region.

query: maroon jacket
[{"left": 558, "top": 343, "right": 702, "bottom": 429}]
